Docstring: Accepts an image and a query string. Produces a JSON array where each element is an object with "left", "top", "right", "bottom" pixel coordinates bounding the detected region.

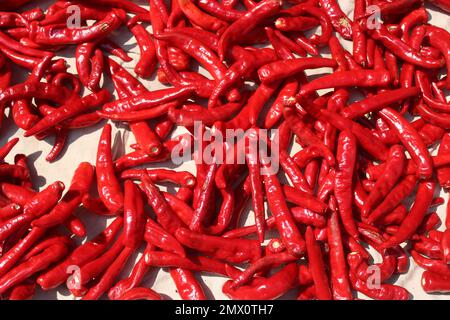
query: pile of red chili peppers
[{"left": 0, "top": 0, "right": 449, "bottom": 300}]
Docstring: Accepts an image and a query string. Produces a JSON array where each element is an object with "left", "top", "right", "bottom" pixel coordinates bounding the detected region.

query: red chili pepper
[
  {"left": 96, "top": 124, "right": 124, "bottom": 214},
  {"left": 421, "top": 271, "right": 450, "bottom": 293},
  {"left": 37, "top": 217, "right": 122, "bottom": 290},
  {"left": 222, "top": 263, "right": 298, "bottom": 300},
  {"left": 169, "top": 268, "right": 206, "bottom": 300},
  {"left": 334, "top": 131, "right": 358, "bottom": 238},
  {"left": 319, "top": 0, "right": 352, "bottom": 39},
  {"left": 29, "top": 9, "right": 126, "bottom": 45},
  {"left": 263, "top": 169, "right": 306, "bottom": 256},
  {"left": 218, "top": 0, "right": 282, "bottom": 60},
  {"left": 32, "top": 162, "right": 94, "bottom": 228},
  {"left": 362, "top": 145, "right": 406, "bottom": 218},
  {"left": 0, "top": 242, "right": 68, "bottom": 295},
  {"left": 381, "top": 180, "right": 435, "bottom": 249}
]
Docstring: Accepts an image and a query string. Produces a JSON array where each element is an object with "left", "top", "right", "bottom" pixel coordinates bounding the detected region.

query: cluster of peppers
[{"left": 0, "top": 0, "right": 448, "bottom": 300}]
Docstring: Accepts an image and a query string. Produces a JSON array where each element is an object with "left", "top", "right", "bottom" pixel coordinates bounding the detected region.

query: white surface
[{"left": 4, "top": 0, "right": 449, "bottom": 300}]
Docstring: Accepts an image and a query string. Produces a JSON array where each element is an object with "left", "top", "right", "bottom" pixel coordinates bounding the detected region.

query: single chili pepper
[
  {"left": 140, "top": 172, "right": 185, "bottom": 235},
  {"left": 170, "top": 268, "right": 206, "bottom": 300},
  {"left": 155, "top": 32, "right": 227, "bottom": 82},
  {"left": 96, "top": 124, "right": 123, "bottom": 214},
  {"left": 327, "top": 201, "right": 352, "bottom": 300},
  {"left": 298, "top": 69, "right": 392, "bottom": 98},
  {"left": 263, "top": 168, "right": 306, "bottom": 257},
  {"left": 99, "top": 38, "right": 132, "bottom": 62},
  {"left": 341, "top": 87, "right": 420, "bottom": 119},
  {"left": 37, "top": 217, "right": 122, "bottom": 290},
  {"left": 347, "top": 252, "right": 410, "bottom": 300},
  {"left": 144, "top": 251, "right": 228, "bottom": 276},
  {"left": 222, "top": 263, "right": 298, "bottom": 300},
  {"left": 116, "top": 287, "right": 162, "bottom": 300},
  {"left": 29, "top": 9, "right": 126, "bottom": 45},
  {"left": 283, "top": 185, "right": 327, "bottom": 214},
  {"left": 102, "top": 86, "right": 193, "bottom": 114},
  {"left": 121, "top": 169, "right": 195, "bottom": 187},
  {"left": 129, "top": 24, "right": 156, "bottom": 79},
  {"left": 379, "top": 107, "right": 433, "bottom": 179},
  {"left": 258, "top": 57, "right": 336, "bottom": 83},
  {"left": 218, "top": 0, "right": 282, "bottom": 60},
  {"left": 334, "top": 131, "right": 358, "bottom": 238},
  {"left": 11, "top": 100, "right": 39, "bottom": 131},
  {"left": 108, "top": 245, "right": 151, "bottom": 300},
  {"left": 421, "top": 271, "right": 450, "bottom": 293},
  {"left": 319, "top": 0, "right": 352, "bottom": 39},
  {"left": 118, "top": 181, "right": 144, "bottom": 250}
]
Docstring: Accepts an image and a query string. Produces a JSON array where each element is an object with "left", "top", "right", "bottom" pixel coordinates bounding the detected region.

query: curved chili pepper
[
  {"left": 140, "top": 172, "right": 185, "bottom": 235},
  {"left": 263, "top": 169, "right": 305, "bottom": 257},
  {"left": 108, "top": 245, "right": 151, "bottom": 300},
  {"left": 218, "top": 0, "right": 282, "bottom": 60},
  {"left": 32, "top": 162, "right": 93, "bottom": 228},
  {"left": 334, "top": 131, "right": 358, "bottom": 238},
  {"left": 361, "top": 21, "right": 444, "bottom": 69},
  {"left": 222, "top": 263, "right": 298, "bottom": 300},
  {"left": 96, "top": 124, "right": 123, "bottom": 214},
  {"left": 379, "top": 108, "right": 433, "bottom": 179},
  {"left": 37, "top": 217, "right": 122, "bottom": 290},
  {"left": 116, "top": 287, "right": 162, "bottom": 300},
  {"left": 170, "top": 268, "right": 206, "bottom": 300},
  {"left": 130, "top": 24, "right": 157, "bottom": 79},
  {"left": 24, "top": 89, "right": 111, "bottom": 137},
  {"left": 362, "top": 145, "right": 406, "bottom": 217},
  {"left": 319, "top": 0, "right": 352, "bottom": 39},
  {"left": 29, "top": 9, "right": 126, "bottom": 45},
  {"left": 0, "top": 242, "right": 68, "bottom": 295}
]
